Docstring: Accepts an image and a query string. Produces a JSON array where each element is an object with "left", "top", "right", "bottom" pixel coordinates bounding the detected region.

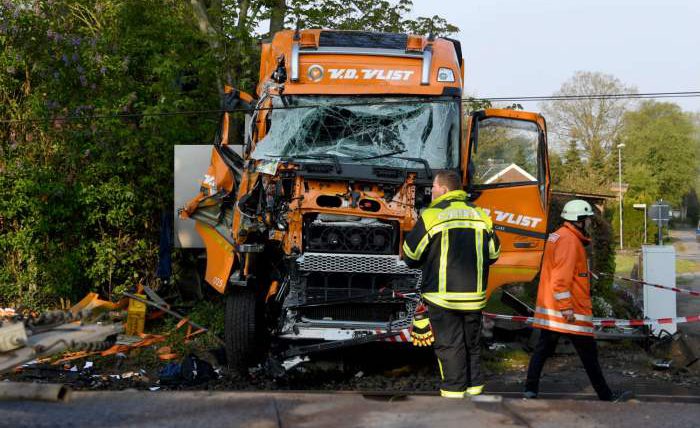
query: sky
[{"left": 410, "top": 0, "right": 700, "bottom": 113}]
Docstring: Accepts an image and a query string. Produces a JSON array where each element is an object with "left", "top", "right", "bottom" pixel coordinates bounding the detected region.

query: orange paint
[{"left": 184, "top": 30, "right": 550, "bottom": 306}]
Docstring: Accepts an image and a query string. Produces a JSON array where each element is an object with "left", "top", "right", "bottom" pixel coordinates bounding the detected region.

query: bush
[
  {"left": 610, "top": 202, "right": 657, "bottom": 248},
  {"left": 0, "top": 1, "right": 219, "bottom": 308}
]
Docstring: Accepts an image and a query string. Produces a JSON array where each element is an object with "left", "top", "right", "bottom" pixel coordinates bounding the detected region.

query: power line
[
  {"left": 1, "top": 91, "right": 699, "bottom": 124},
  {"left": 480, "top": 91, "right": 700, "bottom": 102}
]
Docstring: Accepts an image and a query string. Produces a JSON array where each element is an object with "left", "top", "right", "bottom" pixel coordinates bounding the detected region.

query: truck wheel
[{"left": 224, "top": 288, "right": 261, "bottom": 372}]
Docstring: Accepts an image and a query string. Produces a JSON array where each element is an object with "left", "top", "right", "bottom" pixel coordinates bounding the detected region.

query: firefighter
[
  {"left": 403, "top": 170, "right": 500, "bottom": 398},
  {"left": 524, "top": 199, "right": 631, "bottom": 401}
]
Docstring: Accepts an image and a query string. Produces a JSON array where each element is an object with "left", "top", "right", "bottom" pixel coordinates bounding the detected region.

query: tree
[
  {"left": 542, "top": 71, "right": 637, "bottom": 156},
  {"left": 268, "top": 0, "right": 287, "bottom": 34},
  {"left": 619, "top": 101, "right": 698, "bottom": 206},
  {"left": 541, "top": 71, "right": 637, "bottom": 187},
  {"left": 0, "top": 0, "right": 220, "bottom": 305},
  {"left": 287, "top": 0, "right": 458, "bottom": 35}
]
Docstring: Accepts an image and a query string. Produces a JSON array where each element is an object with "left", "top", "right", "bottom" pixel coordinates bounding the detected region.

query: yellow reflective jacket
[{"left": 402, "top": 190, "right": 500, "bottom": 311}]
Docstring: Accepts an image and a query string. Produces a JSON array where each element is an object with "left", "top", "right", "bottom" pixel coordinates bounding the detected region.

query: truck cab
[{"left": 181, "top": 30, "right": 550, "bottom": 369}]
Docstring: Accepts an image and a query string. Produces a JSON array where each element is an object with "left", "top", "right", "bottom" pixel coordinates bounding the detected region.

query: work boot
[
  {"left": 440, "top": 389, "right": 466, "bottom": 399},
  {"left": 466, "top": 385, "right": 484, "bottom": 396},
  {"left": 523, "top": 391, "right": 538, "bottom": 399},
  {"left": 610, "top": 390, "right": 634, "bottom": 402}
]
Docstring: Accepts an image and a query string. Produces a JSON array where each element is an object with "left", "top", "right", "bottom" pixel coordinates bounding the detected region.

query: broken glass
[{"left": 252, "top": 96, "right": 460, "bottom": 169}]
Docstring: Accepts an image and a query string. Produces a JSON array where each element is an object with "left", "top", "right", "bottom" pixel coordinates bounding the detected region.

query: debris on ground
[
  {"left": 159, "top": 354, "right": 220, "bottom": 386},
  {"left": 653, "top": 359, "right": 673, "bottom": 370},
  {"left": 1, "top": 286, "right": 224, "bottom": 394}
]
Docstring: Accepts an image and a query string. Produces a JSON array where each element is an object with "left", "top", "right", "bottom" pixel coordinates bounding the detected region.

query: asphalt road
[
  {"left": 671, "top": 226, "right": 700, "bottom": 261},
  {"left": 1, "top": 390, "right": 700, "bottom": 428},
  {"left": 671, "top": 227, "right": 700, "bottom": 337}
]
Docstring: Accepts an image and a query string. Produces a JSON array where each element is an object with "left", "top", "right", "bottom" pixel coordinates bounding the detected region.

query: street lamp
[
  {"left": 633, "top": 203, "right": 647, "bottom": 245},
  {"left": 617, "top": 143, "right": 625, "bottom": 249}
]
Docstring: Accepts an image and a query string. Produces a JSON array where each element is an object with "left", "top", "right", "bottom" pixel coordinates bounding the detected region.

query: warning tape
[
  {"left": 482, "top": 312, "right": 700, "bottom": 327},
  {"left": 374, "top": 328, "right": 411, "bottom": 343},
  {"left": 594, "top": 272, "right": 700, "bottom": 298}
]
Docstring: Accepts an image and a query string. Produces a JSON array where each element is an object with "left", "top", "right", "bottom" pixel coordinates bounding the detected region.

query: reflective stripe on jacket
[
  {"left": 402, "top": 190, "right": 500, "bottom": 311},
  {"left": 532, "top": 222, "right": 594, "bottom": 336}
]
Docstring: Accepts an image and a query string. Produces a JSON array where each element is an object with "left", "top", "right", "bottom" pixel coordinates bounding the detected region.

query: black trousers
[
  {"left": 428, "top": 304, "right": 482, "bottom": 392},
  {"left": 525, "top": 328, "right": 613, "bottom": 400}
]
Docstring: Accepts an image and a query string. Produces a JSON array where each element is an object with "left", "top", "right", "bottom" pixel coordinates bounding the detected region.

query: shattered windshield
[{"left": 252, "top": 96, "right": 460, "bottom": 169}]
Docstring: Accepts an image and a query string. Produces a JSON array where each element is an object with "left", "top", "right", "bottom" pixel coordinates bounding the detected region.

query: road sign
[
  {"left": 649, "top": 202, "right": 670, "bottom": 222},
  {"left": 650, "top": 200, "right": 671, "bottom": 244}
]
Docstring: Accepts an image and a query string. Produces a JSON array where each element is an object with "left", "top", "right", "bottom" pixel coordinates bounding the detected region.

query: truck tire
[{"left": 224, "top": 288, "right": 260, "bottom": 372}]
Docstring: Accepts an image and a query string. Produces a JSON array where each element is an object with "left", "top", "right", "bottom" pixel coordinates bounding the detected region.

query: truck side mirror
[
  {"left": 224, "top": 86, "right": 255, "bottom": 113},
  {"left": 220, "top": 86, "right": 257, "bottom": 147}
]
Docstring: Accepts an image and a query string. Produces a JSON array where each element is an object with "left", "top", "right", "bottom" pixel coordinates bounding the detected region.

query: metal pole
[
  {"left": 618, "top": 145, "right": 624, "bottom": 249},
  {"left": 643, "top": 205, "right": 647, "bottom": 244}
]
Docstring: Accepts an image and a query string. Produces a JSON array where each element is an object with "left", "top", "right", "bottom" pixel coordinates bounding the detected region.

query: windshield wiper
[
  {"left": 350, "top": 151, "right": 432, "bottom": 178},
  {"left": 268, "top": 153, "right": 342, "bottom": 174},
  {"left": 396, "top": 156, "right": 433, "bottom": 179},
  {"left": 351, "top": 149, "right": 407, "bottom": 161}
]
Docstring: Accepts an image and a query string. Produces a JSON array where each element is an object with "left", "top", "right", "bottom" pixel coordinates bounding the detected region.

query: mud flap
[{"left": 195, "top": 222, "right": 235, "bottom": 294}]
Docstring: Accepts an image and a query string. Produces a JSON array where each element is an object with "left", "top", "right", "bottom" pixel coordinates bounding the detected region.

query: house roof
[{"left": 483, "top": 163, "right": 537, "bottom": 184}]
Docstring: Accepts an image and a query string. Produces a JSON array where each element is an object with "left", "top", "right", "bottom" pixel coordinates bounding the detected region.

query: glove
[{"left": 410, "top": 303, "right": 434, "bottom": 347}]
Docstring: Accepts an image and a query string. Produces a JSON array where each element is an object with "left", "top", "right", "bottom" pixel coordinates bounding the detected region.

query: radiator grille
[
  {"left": 300, "top": 303, "right": 406, "bottom": 323},
  {"left": 297, "top": 252, "right": 422, "bottom": 278}
]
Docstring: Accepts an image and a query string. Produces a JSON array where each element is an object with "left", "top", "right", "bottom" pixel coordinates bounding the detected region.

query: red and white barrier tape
[
  {"left": 482, "top": 311, "right": 700, "bottom": 327},
  {"left": 594, "top": 271, "right": 700, "bottom": 297},
  {"left": 375, "top": 328, "right": 411, "bottom": 342}
]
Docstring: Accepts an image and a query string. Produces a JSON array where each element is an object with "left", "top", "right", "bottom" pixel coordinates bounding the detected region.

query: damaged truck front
[{"left": 180, "top": 30, "right": 551, "bottom": 369}]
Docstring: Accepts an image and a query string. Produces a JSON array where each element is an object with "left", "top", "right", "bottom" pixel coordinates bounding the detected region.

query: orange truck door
[{"left": 463, "top": 109, "right": 550, "bottom": 297}]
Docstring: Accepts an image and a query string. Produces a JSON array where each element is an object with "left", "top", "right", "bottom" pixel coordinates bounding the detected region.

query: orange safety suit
[{"left": 532, "top": 222, "right": 594, "bottom": 336}]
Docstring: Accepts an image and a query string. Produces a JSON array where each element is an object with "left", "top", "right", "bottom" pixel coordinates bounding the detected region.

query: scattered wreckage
[{"left": 0, "top": 294, "right": 122, "bottom": 374}]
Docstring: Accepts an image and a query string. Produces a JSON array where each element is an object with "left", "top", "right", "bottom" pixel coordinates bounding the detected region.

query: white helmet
[{"left": 561, "top": 199, "right": 594, "bottom": 221}]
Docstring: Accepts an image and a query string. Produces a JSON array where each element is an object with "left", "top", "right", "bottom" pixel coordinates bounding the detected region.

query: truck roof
[{"left": 258, "top": 30, "right": 463, "bottom": 97}]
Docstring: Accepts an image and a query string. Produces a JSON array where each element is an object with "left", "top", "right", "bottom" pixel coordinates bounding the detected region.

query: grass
[
  {"left": 482, "top": 348, "right": 530, "bottom": 374},
  {"left": 615, "top": 253, "right": 700, "bottom": 276},
  {"left": 484, "top": 289, "right": 517, "bottom": 315},
  {"left": 615, "top": 254, "right": 637, "bottom": 276},
  {"left": 677, "top": 259, "right": 700, "bottom": 274}
]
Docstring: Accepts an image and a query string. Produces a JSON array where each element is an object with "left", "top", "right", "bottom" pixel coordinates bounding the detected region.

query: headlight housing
[{"left": 437, "top": 67, "right": 455, "bottom": 83}]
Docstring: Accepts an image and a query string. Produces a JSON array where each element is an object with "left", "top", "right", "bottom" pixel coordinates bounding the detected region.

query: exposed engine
[{"left": 303, "top": 214, "right": 398, "bottom": 255}]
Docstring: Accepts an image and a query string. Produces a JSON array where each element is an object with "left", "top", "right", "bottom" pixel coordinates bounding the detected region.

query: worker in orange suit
[{"left": 524, "top": 200, "right": 631, "bottom": 402}]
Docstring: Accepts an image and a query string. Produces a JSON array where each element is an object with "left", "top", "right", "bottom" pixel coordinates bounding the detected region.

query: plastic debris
[
  {"left": 488, "top": 343, "right": 508, "bottom": 351},
  {"left": 653, "top": 359, "right": 673, "bottom": 370},
  {"left": 281, "top": 356, "right": 310, "bottom": 371}
]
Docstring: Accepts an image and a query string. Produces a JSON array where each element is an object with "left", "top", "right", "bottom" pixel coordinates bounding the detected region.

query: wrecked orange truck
[{"left": 180, "top": 30, "right": 551, "bottom": 368}]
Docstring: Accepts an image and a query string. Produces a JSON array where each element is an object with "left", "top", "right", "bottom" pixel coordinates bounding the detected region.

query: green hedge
[{"left": 609, "top": 202, "right": 659, "bottom": 248}]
